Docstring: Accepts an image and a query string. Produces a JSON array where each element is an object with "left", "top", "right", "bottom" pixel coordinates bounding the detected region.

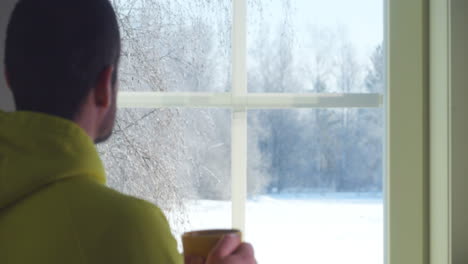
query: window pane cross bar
[{"left": 117, "top": 0, "right": 383, "bottom": 236}]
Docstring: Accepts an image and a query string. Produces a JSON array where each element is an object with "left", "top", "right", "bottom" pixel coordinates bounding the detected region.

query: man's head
[{"left": 4, "top": 0, "right": 121, "bottom": 143}]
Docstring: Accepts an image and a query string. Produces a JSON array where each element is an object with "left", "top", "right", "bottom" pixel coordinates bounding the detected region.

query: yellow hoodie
[{"left": 0, "top": 111, "right": 183, "bottom": 264}]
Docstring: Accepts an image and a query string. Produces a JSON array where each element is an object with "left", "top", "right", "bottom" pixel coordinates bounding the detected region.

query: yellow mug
[{"left": 182, "top": 229, "right": 242, "bottom": 258}]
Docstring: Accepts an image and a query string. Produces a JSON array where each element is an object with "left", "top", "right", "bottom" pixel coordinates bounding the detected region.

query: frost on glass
[
  {"left": 111, "top": 0, "right": 232, "bottom": 92},
  {"left": 248, "top": 0, "right": 384, "bottom": 93}
]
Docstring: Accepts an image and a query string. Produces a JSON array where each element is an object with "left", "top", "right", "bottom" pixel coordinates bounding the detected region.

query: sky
[
  {"left": 116, "top": 0, "right": 384, "bottom": 63},
  {"left": 293, "top": 0, "right": 384, "bottom": 52},
  {"left": 248, "top": 0, "right": 384, "bottom": 62}
]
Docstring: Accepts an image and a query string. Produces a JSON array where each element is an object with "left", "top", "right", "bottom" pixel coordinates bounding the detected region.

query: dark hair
[{"left": 5, "top": 0, "right": 121, "bottom": 120}]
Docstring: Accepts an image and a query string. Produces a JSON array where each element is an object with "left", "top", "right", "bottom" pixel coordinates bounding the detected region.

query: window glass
[
  {"left": 103, "top": 1, "right": 386, "bottom": 262},
  {"left": 247, "top": 108, "right": 384, "bottom": 263},
  {"left": 112, "top": 0, "right": 231, "bottom": 92},
  {"left": 247, "top": 0, "right": 384, "bottom": 93}
]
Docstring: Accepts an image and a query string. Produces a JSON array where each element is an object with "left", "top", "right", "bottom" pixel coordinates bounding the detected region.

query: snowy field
[{"left": 183, "top": 194, "right": 383, "bottom": 264}]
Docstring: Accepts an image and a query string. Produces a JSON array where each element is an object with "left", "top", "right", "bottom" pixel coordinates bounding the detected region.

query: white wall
[{"left": 0, "top": 0, "right": 16, "bottom": 111}]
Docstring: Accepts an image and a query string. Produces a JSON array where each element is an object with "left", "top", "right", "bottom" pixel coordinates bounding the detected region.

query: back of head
[{"left": 5, "top": 0, "right": 121, "bottom": 120}]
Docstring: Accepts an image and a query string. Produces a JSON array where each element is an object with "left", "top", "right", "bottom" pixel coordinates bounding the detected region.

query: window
[{"left": 100, "top": 0, "right": 388, "bottom": 263}]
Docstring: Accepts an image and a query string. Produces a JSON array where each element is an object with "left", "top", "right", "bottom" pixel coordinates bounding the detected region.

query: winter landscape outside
[{"left": 98, "top": 0, "right": 385, "bottom": 263}]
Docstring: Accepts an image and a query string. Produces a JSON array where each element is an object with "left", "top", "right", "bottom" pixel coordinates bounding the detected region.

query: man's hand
[{"left": 185, "top": 234, "right": 256, "bottom": 264}]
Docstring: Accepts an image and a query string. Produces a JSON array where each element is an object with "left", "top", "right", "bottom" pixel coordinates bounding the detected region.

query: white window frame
[
  {"left": 386, "top": 0, "right": 428, "bottom": 264},
  {"left": 117, "top": 0, "right": 430, "bottom": 264}
]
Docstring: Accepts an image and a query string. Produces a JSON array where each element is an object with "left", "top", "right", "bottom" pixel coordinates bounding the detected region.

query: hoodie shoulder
[{"left": 58, "top": 177, "right": 183, "bottom": 264}]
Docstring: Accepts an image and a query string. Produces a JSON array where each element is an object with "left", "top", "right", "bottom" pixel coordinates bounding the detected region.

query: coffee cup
[{"left": 182, "top": 229, "right": 242, "bottom": 258}]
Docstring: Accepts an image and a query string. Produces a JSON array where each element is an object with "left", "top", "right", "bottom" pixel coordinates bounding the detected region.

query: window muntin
[{"left": 101, "top": 1, "right": 385, "bottom": 263}]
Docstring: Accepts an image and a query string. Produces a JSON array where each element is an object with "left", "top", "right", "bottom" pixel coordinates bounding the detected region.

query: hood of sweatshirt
[{"left": 0, "top": 110, "right": 106, "bottom": 209}]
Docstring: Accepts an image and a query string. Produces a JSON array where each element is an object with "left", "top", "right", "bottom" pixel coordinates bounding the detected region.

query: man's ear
[{"left": 94, "top": 66, "right": 114, "bottom": 108}]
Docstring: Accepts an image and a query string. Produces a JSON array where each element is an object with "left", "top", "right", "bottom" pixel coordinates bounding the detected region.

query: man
[{"left": 0, "top": 0, "right": 255, "bottom": 263}]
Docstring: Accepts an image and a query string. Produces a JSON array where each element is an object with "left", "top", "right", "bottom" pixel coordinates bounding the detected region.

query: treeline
[
  {"left": 99, "top": 0, "right": 384, "bottom": 207},
  {"left": 248, "top": 41, "right": 384, "bottom": 194}
]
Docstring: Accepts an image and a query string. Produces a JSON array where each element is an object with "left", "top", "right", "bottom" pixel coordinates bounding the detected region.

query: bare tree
[{"left": 99, "top": 0, "right": 232, "bottom": 234}]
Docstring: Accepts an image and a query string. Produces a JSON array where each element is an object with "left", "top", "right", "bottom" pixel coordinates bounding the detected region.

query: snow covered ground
[{"left": 183, "top": 194, "right": 383, "bottom": 264}]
